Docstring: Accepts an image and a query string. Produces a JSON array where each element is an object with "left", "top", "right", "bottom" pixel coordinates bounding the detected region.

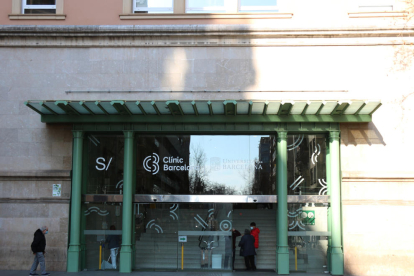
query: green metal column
[
  {"left": 329, "top": 131, "right": 344, "bottom": 275},
  {"left": 277, "top": 131, "right": 289, "bottom": 274},
  {"left": 120, "top": 131, "right": 134, "bottom": 273},
  {"left": 326, "top": 138, "right": 332, "bottom": 272},
  {"left": 67, "top": 131, "right": 84, "bottom": 272}
]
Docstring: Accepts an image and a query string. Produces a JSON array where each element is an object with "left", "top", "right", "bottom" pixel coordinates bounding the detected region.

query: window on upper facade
[
  {"left": 358, "top": 0, "right": 394, "bottom": 11},
  {"left": 185, "top": 0, "right": 278, "bottom": 13},
  {"left": 238, "top": 0, "right": 278, "bottom": 12},
  {"left": 133, "top": 0, "right": 174, "bottom": 13},
  {"left": 22, "top": 0, "right": 56, "bottom": 14}
]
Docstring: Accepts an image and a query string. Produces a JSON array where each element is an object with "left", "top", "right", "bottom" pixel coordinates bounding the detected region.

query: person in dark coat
[
  {"left": 29, "top": 226, "right": 50, "bottom": 276},
  {"left": 238, "top": 229, "right": 256, "bottom": 271}
]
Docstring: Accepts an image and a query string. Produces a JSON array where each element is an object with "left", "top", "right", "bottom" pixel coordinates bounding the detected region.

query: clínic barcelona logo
[{"left": 143, "top": 153, "right": 159, "bottom": 175}]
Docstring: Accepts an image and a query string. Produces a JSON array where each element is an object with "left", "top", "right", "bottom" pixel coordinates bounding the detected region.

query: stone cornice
[
  {"left": 0, "top": 170, "right": 71, "bottom": 181},
  {"left": 1, "top": 25, "right": 414, "bottom": 47}
]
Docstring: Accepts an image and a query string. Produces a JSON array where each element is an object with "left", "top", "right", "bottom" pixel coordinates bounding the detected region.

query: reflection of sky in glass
[
  {"left": 190, "top": 135, "right": 266, "bottom": 193},
  {"left": 187, "top": 0, "right": 225, "bottom": 8},
  {"left": 240, "top": 0, "right": 277, "bottom": 6},
  {"left": 140, "top": 0, "right": 173, "bottom": 8}
]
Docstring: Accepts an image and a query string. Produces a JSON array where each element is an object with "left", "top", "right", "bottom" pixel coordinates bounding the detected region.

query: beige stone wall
[
  {"left": 0, "top": 171, "right": 71, "bottom": 271},
  {"left": 0, "top": 42, "right": 413, "bottom": 273},
  {"left": 341, "top": 175, "right": 414, "bottom": 276}
]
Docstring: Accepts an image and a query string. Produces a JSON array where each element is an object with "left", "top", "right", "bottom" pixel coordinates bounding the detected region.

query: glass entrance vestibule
[{"left": 67, "top": 130, "right": 344, "bottom": 275}]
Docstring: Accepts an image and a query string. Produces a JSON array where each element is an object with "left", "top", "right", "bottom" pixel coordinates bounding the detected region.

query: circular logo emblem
[{"left": 143, "top": 153, "right": 160, "bottom": 175}]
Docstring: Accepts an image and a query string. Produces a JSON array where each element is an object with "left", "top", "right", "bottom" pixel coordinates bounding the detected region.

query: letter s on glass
[{"left": 96, "top": 157, "right": 106, "bottom": 171}]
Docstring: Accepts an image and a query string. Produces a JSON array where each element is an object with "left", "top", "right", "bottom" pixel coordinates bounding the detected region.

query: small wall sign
[
  {"left": 53, "top": 184, "right": 61, "bottom": 197},
  {"left": 178, "top": 236, "right": 187, "bottom": 242}
]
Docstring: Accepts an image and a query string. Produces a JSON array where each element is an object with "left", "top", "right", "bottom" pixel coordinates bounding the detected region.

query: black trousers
[{"left": 244, "top": 255, "right": 256, "bottom": 270}]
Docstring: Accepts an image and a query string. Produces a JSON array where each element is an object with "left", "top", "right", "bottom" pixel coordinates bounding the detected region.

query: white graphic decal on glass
[
  {"left": 288, "top": 208, "right": 302, "bottom": 217},
  {"left": 288, "top": 220, "right": 306, "bottom": 230},
  {"left": 194, "top": 214, "right": 208, "bottom": 229},
  {"left": 146, "top": 219, "right": 163, "bottom": 233},
  {"left": 290, "top": 176, "right": 304, "bottom": 190},
  {"left": 85, "top": 207, "right": 109, "bottom": 216},
  {"left": 318, "top": 179, "right": 328, "bottom": 195},
  {"left": 169, "top": 204, "right": 179, "bottom": 221},
  {"left": 143, "top": 153, "right": 160, "bottom": 175},
  {"left": 88, "top": 135, "right": 100, "bottom": 147},
  {"left": 311, "top": 144, "right": 321, "bottom": 165},
  {"left": 96, "top": 157, "right": 112, "bottom": 171},
  {"left": 220, "top": 220, "right": 232, "bottom": 231},
  {"left": 116, "top": 180, "right": 123, "bottom": 194},
  {"left": 287, "top": 134, "right": 304, "bottom": 151}
]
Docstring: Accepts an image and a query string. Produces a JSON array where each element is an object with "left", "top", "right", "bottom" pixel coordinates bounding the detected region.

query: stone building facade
[{"left": 0, "top": 0, "right": 414, "bottom": 275}]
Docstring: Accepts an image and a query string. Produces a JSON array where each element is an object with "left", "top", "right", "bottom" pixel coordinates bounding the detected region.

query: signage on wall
[
  {"left": 95, "top": 157, "right": 112, "bottom": 171},
  {"left": 301, "top": 210, "right": 315, "bottom": 225},
  {"left": 178, "top": 236, "right": 187, "bottom": 242},
  {"left": 143, "top": 153, "right": 199, "bottom": 175},
  {"left": 143, "top": 153, "right": 262, "bottom": 175},
  {"left": 52, "top": 184, "right": 61, "bottom": 197}
]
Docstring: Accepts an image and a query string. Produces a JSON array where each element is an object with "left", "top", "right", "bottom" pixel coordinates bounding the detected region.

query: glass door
[
  {"left": 178, "top": 203, "right": 233, "bottom": 271},
  {"left": 83, "top": 202, "right": 123, "bottom": 271},
  {"left": 134, "top": 203, "right": 179, "bottom": 271}
]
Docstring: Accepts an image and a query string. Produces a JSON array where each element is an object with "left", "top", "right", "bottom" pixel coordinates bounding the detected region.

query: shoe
[
  {"left": 41, "top": 273, "right": 51, "bottom": 276},
  {"left": 29, "top": 273, "right": 38, "bottom": 276}
]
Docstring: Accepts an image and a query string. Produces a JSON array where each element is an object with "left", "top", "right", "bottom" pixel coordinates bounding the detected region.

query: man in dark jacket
[
  {"left": 29, "top": 226, "right": 50, "bottom": 276},
  {"left": 238, "top": 229, "right": 256, "bottom": 271}
]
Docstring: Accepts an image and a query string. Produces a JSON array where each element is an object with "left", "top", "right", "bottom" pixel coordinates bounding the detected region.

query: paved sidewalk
[{"left": 2, "top": 270, "right": 331, "bottom": 276}]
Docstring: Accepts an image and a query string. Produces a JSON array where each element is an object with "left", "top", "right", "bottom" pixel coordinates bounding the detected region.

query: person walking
[
  {"left": 250, "top": 222, "right": 260, "bottom": 266},
  {"left": 238, "top": 229, "right": 256, "bottom": 271},
  {"left": 105, "top": 225, "right": 121, "bottom": 269},
  {"left": 29, "top": 226, "right": 50, "bottom": 276}
]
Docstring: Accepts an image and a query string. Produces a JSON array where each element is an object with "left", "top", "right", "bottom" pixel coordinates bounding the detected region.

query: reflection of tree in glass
[
  {"left": 189, "top": 144, "right": 236, "bottom": 195},
  {"left": 239, "top": 160, "right": 256, "bottom": 195},
  {"left": 189, "top": 144, "right": 208, "bottom": 194}
]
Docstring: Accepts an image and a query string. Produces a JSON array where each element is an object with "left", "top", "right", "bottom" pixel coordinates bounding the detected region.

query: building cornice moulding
[
  {"left": 1, "top": 25, "right": 414, "bottom": 47},
  {"left": 0, "top": 170, "right": 71, "bottom": 181}
]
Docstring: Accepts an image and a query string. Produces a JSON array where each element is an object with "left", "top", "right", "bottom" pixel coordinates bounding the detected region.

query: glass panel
[
  {"left": 23, "top": 9, "right": 56, "bottom": 14},
  {"left": 178, "top": 203, "right": 233, "bottom": 271},
  {"left": 288, "top": 203, "right": 329, "bottom": 273},
  {"left": 287, "top": 135, "right": 327, "bottom": 195},
  {"left": 239, "top": 0, "right": 278, "bottom": 12},
  {"left": 136, "top": 135, "right": 276, "bottom": 195},
  {"left": 133, "top": 203, "right": 276, "bottom": 271},
  {"left": 86, "top": 135, "right": 124, "bottom": 194},
  {"left": 186, "top": 0, "right": 226, "bottom": 13},
  {"left": 83, "top": 202, "right": 123, "bottom": 271},
  {"left": 26, "top": 0, "right": 55, "bottom": 4},
  {"left": 233, "top": 203, "right": 276, "bottom": 271},
  {"left": 133, "top": 0, "right": 174, "bottom": 13},
  {"left": 134, "top": 203, "right": 179, "bottom": 270}
]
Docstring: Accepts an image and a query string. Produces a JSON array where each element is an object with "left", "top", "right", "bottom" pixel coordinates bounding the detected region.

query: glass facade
[
  {"left": 83, "top": 202, "right": 123, "bottom": 271},
  {"left": 287, "top": 135, "right": 327, "bottom": 195},
  {"left": 85, "top": 135, "right": 124, "bottom": 194},
  {"left": 288, "top": 203, "right": 329, "bottom": 273},
  {"left": 77, "top": 132, "right": 335, "bottom": 273},
  {"left": 136, "top": 135, "right": 276, "bottom": 195}
]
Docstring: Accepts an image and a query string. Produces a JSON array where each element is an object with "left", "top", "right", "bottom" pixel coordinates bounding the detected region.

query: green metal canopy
[{"left": 24, "top": 100, "right": 381, "bottom": 123}]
